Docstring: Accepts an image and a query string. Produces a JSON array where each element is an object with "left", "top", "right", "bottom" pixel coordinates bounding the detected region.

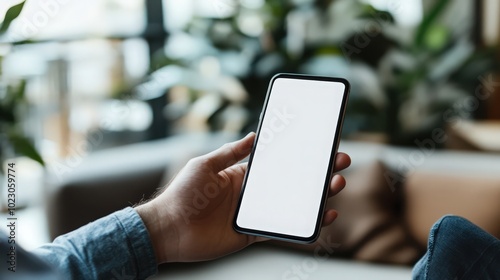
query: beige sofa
[{"left": 45, "top": 133, "right": 500, "bottom": 279}]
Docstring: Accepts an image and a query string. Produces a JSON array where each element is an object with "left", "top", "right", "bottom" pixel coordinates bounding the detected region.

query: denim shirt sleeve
[{"left": 32, "top": 207, "right": 158, "bottom": 279}]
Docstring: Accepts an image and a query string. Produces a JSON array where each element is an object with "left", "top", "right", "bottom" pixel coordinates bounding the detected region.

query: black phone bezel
[{"left": 233, "top": 73, "right": 350, "bottom": 244}]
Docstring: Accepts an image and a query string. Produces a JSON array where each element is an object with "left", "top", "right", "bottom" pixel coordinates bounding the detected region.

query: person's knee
[
  {"left": 430, "top": 215, "right": 472, "bottom": 235},
  {"left": 427, "top": 215, "right": 473, "bottom": 250},
  {"left": 433, "top": 214, "right": 469, "bottom": 227},
  {"left": 429, "top": 214, "right": 496, "bottom": 255},
  {"left": 418, "top": 215, "right": 500, "bottom": 279}
]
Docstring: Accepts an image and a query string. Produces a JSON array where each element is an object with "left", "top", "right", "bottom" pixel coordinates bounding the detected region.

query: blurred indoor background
[{"left": 0, "top": 0, "right": 499, "bottom": 274}]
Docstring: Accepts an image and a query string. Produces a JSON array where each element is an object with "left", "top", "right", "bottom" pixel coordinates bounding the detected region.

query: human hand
[{"left": 136, "top": 132, "right": 351, "bottom": 264}]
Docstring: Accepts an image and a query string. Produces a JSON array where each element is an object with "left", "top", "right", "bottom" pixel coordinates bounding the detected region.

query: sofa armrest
[{"left": 404, "top": 171, "right": 500, "bottom": 248}]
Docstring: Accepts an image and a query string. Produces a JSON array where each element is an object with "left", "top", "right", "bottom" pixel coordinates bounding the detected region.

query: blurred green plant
[
  {"left": 0, "top": 1, "right": 45, "bottom": 169},
  {"left": 142, "top": 0, "right": 498, "bottom": 145},
  {"left": 367, "top": 0, "right": 498, "bottom": 144}
]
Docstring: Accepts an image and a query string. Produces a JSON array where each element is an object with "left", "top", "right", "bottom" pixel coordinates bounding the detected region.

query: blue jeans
[{"left": 412, "top": 215, "right": 500, "bottom": 280}]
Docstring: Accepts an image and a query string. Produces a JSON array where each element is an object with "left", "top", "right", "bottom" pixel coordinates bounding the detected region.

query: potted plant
[
  {"left": 141, "top": 0, "right": 497, "bottom": 147},
  {"left": 1, "top": 1, "right": 45, "bottom": 212}
]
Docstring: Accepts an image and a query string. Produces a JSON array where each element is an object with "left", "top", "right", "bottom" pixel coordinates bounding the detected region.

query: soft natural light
[
  {"left": 162, "top": 0, "right": 194, "bottom": 31},
  {"left": 2, "top": 0, "right": 146, "bottom": 42},
  {"left": 163, "top": 0, "right": 238, "bottom": 31},
  {"left": 483, "top": 0, "right": 500, "bottom": 46}
]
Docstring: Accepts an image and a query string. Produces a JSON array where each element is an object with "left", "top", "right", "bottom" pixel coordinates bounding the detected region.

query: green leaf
[
  {"left": 414, "top": 0, "right": 450, "bottom": 48},
  {"left": 423, "top": 25, "right": 448, "bottom": 50},
  {"left": 0, "top": 1, "right": 26, "bottom": 34},
  {"left": 0, "top": 104, "right": 16, "bottom": 123},
  {"left": 0, "top": 80, "right": 27, "bottom": 124},
  {"left": 7, "top": 133, "right": 45, "bottom": 166},
  {"left": 359, "top": 5, "right": 395, "bottom": 23},
  {"left": 13, "top": 79, "right": 26, "bottom": 101}
]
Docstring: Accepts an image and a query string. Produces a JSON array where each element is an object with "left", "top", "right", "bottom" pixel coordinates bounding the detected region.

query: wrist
[{"left": 136, "top": 201, "right": 178, "bottom": 264}]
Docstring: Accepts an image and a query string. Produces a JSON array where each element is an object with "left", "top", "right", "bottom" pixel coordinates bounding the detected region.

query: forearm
[{"left": 32, "top": 207, "right": 158, "bottom": 279}]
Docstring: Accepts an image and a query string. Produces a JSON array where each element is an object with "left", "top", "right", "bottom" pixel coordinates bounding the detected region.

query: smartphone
[{"left": 233, "top": 73, "right": 350, "bottom": 243}]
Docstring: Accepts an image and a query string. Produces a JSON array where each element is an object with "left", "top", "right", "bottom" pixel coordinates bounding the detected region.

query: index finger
[{"left": 333, "top": 152, "right": 351, "bottom": 172}]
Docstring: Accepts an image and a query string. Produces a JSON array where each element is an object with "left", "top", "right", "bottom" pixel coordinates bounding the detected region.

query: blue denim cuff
[
  {"left": 33, "top": 207, "right": 158, "bottom": 279},
  {"left": 114, "top": 207, "right": 158, "bottom": 279}
]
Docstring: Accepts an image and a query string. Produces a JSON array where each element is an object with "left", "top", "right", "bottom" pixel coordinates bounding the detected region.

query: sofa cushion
[
  {"left": 285, "top": 161, "right": 422, "bottom": 265},
  {"left": 404, "top": 170, "right": 500, "bottom": 248}
]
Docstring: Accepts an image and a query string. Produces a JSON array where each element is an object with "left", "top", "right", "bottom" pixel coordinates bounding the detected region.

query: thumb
[{"left": 202, "top": 132, "right": 255, "bottom": 172}]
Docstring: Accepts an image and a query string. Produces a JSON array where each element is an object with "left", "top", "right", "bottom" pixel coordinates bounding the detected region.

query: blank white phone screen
[{"left": 236, "top": 77, "right": 346, "bottom": 238}]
